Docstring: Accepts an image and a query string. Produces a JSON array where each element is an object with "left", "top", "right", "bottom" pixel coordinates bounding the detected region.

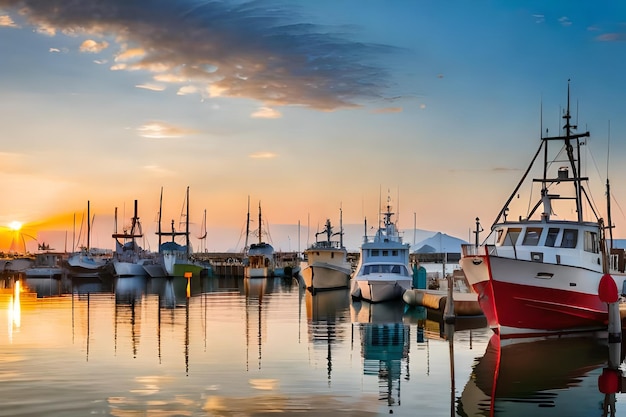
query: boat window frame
[
  {"left": 560, "top": 228, "right": 578, "bottom": 249},
  {"left": 522, "top": 227, "right": 543, "bottom": 246},
  {"left": 584, "top": 230, "right": 599, "bottom": 253},
  {"left": 500, "top": 227, "right": 522, "bottom": 246},
  {"left": 545, "top": 228, "right": 560, "bottom": 247}
]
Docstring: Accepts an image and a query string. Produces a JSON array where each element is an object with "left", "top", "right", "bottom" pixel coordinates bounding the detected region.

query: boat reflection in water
[
  {"left": 459, "top": 334, "right": 608, "bottom": 416},
  {"left": 351, "top": 300, "right": 409, "bottom": 410},
  {"left": 305, "top": 289, "right": 351, "bottom": 383}
]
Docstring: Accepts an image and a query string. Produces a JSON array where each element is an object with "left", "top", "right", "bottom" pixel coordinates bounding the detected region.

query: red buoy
[{"left": 599, "top": 274, "right": 619, "bottom": 303}]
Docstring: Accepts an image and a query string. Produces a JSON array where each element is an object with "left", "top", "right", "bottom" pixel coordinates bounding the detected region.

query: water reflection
[
  {"left": 459, "top": 334, "right": 608, "bottom": 416},
  {"left": 351, "top": 300, "right": 410, "bottom": 410},
  {"left": 305, "top": 289, "right": 351, "bottom": 384}
]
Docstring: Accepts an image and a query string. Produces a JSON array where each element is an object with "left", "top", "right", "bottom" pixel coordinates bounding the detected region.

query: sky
[{"left": 1, "top": 1, "right": 626, "bottom": 253}]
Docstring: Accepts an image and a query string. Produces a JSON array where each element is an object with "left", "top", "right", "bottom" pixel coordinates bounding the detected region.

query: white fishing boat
[
  {"left": 157, "top": 187, "right": 212, "bottom": 279},
  {"left": 66, "top": 201, "right": 111, "bottom": 278},
  {"left": 25, "top": 250, "right": 64, "bottom": 279},
  {"left": 301, "top": 210, "right": 352, "bottom": 293},
  {"left": 459, "top": 82, "right": 626, "bottom": 338},
  {"left": 243, "top": 199, "right": 275, "bottom": 278},
  {"left": 350, "top": 196, "right": 412, "bottom": 303},
  {"left": 112, "top": 200, "right": 148, "bottom": 277}
]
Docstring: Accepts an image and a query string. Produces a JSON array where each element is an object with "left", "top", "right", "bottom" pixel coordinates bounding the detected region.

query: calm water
[{"left": 0, "top": 275, "right": 623, "bottom": 416}]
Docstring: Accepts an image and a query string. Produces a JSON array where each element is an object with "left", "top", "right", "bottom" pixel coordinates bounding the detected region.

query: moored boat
[
  {"left": 243, "top": 200, "right": 275, "bottom": 278},
  {"left": 301, "top": 210, "right": 352, "bottom": 293},
  {"left": 112, "top": 200, "right": 148, "bottom": 277},
  {"left": 350, "top": 196, "right": 412, "bottom": 303},
  {"left": 459, "top": 83, "right": 626, "bottom": 338}
]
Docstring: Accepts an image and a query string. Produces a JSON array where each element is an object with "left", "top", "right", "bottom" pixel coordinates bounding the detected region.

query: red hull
[{"left": 472, "top": 277, "right": 609, "bottom": 337}]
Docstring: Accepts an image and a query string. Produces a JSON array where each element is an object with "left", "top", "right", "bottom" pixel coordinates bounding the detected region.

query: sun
[{"left": 8, "top": 221, "right": 22, "bottom": 231}]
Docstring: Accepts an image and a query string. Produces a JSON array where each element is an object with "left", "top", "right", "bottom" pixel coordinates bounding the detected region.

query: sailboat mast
[
  {"left": 244, "top": 196, "right": 250, "bottom": 252},
  {"left": 339, "top": 206, "right": 344, "bottom": 248},
  {"left": 87, "top": 200, "right": 91, "bottom": 250},
  {"left": 186, "top": 186, "right": 190, "bottom": 257},
  {"left": 258, "top": 201, "right": 262, "bottom": 245},
  {"left": 157, "top": 187, "right": 163, "bottom": 250}
]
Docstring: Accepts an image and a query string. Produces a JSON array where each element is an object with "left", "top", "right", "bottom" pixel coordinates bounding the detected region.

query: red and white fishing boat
[{"left": 460, "top": 83, "right": 626, "bottom": 338}]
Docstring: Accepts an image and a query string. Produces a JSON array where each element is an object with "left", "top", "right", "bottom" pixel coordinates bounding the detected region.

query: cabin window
[
  {"left": 560, "top": 229, "right": 578, "bottom": 248},
  {"left": 363, "top": 266, "right": 371, "bottom": 275},
  {"left": 545, "top": 228, "right": 559, "bottom": 247},
  {"left": 501, "top": 228, "right": 522, "bottom": 246},
  {"left": 522, "top": 227, "right": 542, "bottom": 246},
  {"left": 331, "top": 252, "right": 335, "bottom": 259},
  {"left": 392, "top": 250, "right": 398, "bottom": 256},
  {"left": 371, "top": 250, "right": 380, "bottom": 256},
  {"left": 584, "top": 231, "right": 599, "bottom": 253},
  {"left": 382, "top": 250, "right": 389, "bottom": 256},
  {"left": 496, "top": 229, "right": 504, "bottom": 243}
]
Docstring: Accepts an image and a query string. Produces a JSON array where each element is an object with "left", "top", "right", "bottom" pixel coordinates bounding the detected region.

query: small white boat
[
  {"left": 350, "top": 196, "right": 412, "bottom": 303},
  {"left": 112, "top": 200, "right": 148, "bottom": 277},
  {"left": 66, "top": 201, "right": 112, "bottom": 278},
  {"left": 25, "top": 252, "right": 64, "bottom": 279},
  {"left": 301, "top": 211, "right": 352, "bottom": 293},
  {"left": 243, "top": 200, "right": 275, "bottom": 278}
]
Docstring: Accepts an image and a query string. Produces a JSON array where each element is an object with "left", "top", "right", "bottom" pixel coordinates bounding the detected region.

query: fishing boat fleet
[{"left": 7, "top": 83, "right": 626, "bottom": 340}]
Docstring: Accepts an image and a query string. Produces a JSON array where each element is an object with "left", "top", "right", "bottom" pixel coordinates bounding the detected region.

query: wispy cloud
[
  {"left": 0, "top": 14, "right": 16, "bottom": 26},
  {"left": 249, "top": 152, "right": 277, "bottom": 159},
  {"left": 79, "top": 39, "right": 109, "bottom": 53},
  {"left": 532, "top": 14, "right": 545, "bottom": 24},
  {"left": 136, "top": 83, "right": 166, "bottom": 92},
  {"left": 558, "top": 16, "right": 572, "bottom": 27},
  {"left": 0, "top": 0, "right": 395, "bottom": 111},
  {"left": 251, "top": 107, "right": 282, "bottom": 119},
  {"left": 372, "top": 107, "right": 402, "bottom": 114},
  {"left": 136, "top": 121, "right": 199, "bottom": 138},
  {"left": 596, "top": 33, "right": 626, "bottom": 42}
]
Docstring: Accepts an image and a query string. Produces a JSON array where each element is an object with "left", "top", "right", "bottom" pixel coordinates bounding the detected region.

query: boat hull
[
  {"left": 244, "top": 266, "right": 273, "bottom": 278},
  {"left": 25, "top": 267, "right": 63, "bottom": 279},
  {"left": 301, "top": 262, "right": 351, "bottom": 292},
  {"left": 113, "top": 260, "right": 147, "bottom": 277},
  {"left": 350, "top": 275, "right": 412, "bottom": 303},
  {"left": 460, "top": 251, "right": 626, "bottom": 337}
]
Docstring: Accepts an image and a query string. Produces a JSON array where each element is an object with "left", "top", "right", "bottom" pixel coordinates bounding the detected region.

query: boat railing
[
  {"left": 313, "top": 240, "right": 343, "bottom": 250},
  {"left": 461, "top": 244, "right": 497, "bottom": 257}
]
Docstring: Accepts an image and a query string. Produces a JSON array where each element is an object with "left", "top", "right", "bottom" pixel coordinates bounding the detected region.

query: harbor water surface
[{"left": 0, "top": 275, "right": 622, "bottom": 416}]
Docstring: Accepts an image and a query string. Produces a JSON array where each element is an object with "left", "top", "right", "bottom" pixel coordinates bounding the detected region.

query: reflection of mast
[
  {"left": 185, "top": 298, "right": 190, "bottom": 376},
  {"left": 244, "top": 278, "right": 266, "bottom": 370},
  {"left": 360, "top": 323, "right": 410, "bottom": 409}
]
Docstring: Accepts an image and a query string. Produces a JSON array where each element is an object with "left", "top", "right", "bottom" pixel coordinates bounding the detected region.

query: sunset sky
[{"left": 1, "top": 1, "right": 626, "bottom": 253}]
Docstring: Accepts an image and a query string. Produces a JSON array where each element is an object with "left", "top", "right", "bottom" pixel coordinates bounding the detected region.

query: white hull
[
  {"left": 113, "top": 260, "right": 147, "bottom": 277},
  {"left": 301, "top": 262, "right": 351, "bottom": 292},
  {"left": 244, "top": 266, "right": 273, "bottom": 278},
  {"left": 350, "top": 274, "right": 412, "bottom": 303}
]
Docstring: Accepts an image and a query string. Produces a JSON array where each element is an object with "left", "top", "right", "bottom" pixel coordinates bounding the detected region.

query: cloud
[
  {"left": 249, "top": 152, "right": 277, "bottom": 159},
  {"left": 0, "top": 0, "right": 395, "bottom": 111},
  {"left": 0, "top": 14, "right": 16, "bottom": 27},
  {"left": 596, "top": 33, "right": 626, "bottom": 42},
  {"left": 136, "top": 83, "right": 166, "bottom": 92},
  {"left": 49, "top": 47, "right": 60, "bottom": 53},
  {"left": 558, "top": 16, "right": 572, "bottom": 27},
  {"left": 251, "top": 107, "right": 282, "bottom": 119},
  {"left": 79, "top": 39, "right": 109, "bottom": 53},
  {"left": 372, "top": 107, "right": 402, "bottom": 114},
  {"left": 532, "top": 14, "right": 545, "bottom": 24},
  {"left": 136, "top": 121, "right": 199, "bottom": 138}
]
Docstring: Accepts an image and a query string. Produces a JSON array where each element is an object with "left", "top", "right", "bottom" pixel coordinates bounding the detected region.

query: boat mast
[
  {"left": 339, "top": 206, "right": 344, "bottom": 249},
  {"left": 157, "top": 187, "right": 163, "bottom": 250},
  {"left": 244, "top": 196, "right": 250, "bottom": 253},
  {"left": 186, "top": 186, "right": 190, "bottom": 258},
  {"left": 258, "top": 201, "right": 262, "bottom": 245},
  {"left": 87, "top": 200, "right": 90, "bottom": 251}
]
